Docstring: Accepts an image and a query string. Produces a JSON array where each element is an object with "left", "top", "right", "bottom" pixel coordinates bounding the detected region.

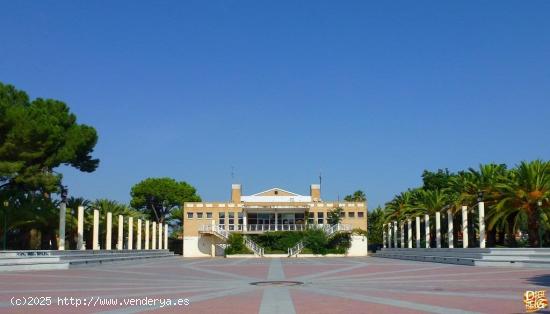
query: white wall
[
  {"left": 183, "top": 235, "right": 225, "bottom": 257},
  {"left": 348, "top": 235, "right": 368, "bottom": 256}
]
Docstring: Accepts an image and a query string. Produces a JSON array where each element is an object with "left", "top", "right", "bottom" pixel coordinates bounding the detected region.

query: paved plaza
[{"left": 0, "top": 256, "right": 549, "bottom": 313}]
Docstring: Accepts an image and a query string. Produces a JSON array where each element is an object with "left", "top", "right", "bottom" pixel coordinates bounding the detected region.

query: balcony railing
[{"left": 200, "top": 223, "right": 352, "bottom": 234}]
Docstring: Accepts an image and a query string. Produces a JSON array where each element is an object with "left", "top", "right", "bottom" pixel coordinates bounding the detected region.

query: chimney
[
  {"left": 310, "top": 184, "right": 320, "bottom": 201},
  {"left": 231, "top": 184, "right": 241, "bottom": 203}
]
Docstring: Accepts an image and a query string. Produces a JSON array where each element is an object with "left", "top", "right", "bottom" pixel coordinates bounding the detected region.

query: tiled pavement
[{"left": 0, "top": 256, "right": 549, "bottom": 313}]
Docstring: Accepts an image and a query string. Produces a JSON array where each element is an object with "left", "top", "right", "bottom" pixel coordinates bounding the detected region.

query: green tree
[
  {"left": 327, "top": 207, "right": 344, "bottom": 225},
  {"left": 130, "top": 177, "right": 201, "bottom": 224},
  {"left": 0, "top": 82, "right": 99, "bottom": 249},
  {"left": 367, "top": 206, "right": 385, "bottom": 246},
  {"left": 496, "top": 160, "right": 550, "bottom": 247},
  {"left": 0, "top": 82, "right": 99, "bottom": 194},
  {"left": 344, "top": 190, "right": 367, "bottom": 202}
]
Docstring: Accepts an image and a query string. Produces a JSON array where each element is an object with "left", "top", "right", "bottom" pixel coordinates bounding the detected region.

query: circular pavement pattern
[{"left": 0, "top": 256, "right": 549, "bottom": 313}]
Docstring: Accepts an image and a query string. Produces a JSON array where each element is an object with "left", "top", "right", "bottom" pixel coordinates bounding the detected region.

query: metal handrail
[
  {"left": 243, "top": 236, "right": 264, "bottom": 256},
  {"left": 288, "top": 241, "right": 304, "bottom": 257}
]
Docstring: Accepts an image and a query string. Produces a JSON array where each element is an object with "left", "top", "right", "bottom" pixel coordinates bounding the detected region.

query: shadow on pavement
[{"left": 527, "top": 274, "right": 550, "bottom": 287}]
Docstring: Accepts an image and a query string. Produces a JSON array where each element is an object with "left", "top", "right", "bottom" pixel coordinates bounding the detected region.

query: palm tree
[
  {"left": 344, "top": 190, "right": 367, "bottom": 202},
  {"left": 66, "top": 197, "right": 91, "bottom": 249},
  {"left": 496, "top": 160, "right": 550, "bottom": 247},
  {"left": 384, "top": 190, "right": 415, "bottom": 223},
  {"left": 448, "top": 164, "right": 508, "bottom": 246},
  {"left": 412, "top": 189, "right": 447, "bottom": 247}
]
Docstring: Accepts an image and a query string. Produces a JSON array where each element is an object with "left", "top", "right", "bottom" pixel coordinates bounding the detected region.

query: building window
[
  {"left": 348, "top": 212, "right": 355, "bottom": 218},
  {"left": 238, "top": 212, "right": 243, "bottom": 225},
  {"left": 308, "top": 212, "right": 315, "bottom": 224},
  {"left": 206, "top": 212, "right": 212, "bottom": 219},
  {"left": 339, "top": 211, "right": 346, "bottom": 218},
  {"left": 295, "top": 213, "right": 305, "bottom": 224},
  {"left": 187, "top": 212, "right": 193, "bottom": 219},
  {"left": 274, "top": 190, "right": 278, "bottom": 195},
  {"left": 197, "top": 212, "right": 203, "bottom": 219},
  {"left": 317, "top": 212, "right": 324, "bottom": 224},
  {"left": 228, "top": 212, "right": 235, "bottom": 230},
  {"left": 219, "top": 212, "right": 225, "bottom": 226},
  {"left": 358, "top": 212, "right": 364, "bottom": 218}
]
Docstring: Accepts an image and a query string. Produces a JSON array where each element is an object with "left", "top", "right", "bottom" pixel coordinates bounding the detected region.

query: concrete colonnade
[
  {"left": 59, "top": 206, "right": 170, "bottom": 251},
  {"left": 383, "top": 201, "right": 487, "bottom": 249}
]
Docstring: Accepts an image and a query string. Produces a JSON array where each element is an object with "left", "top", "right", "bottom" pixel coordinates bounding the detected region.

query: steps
[
  {"left": 0, "top": 250, "right": 175, "bottom": 272},
  {"left": 374, "top": 248, "right": 550, "bottom": 268}
]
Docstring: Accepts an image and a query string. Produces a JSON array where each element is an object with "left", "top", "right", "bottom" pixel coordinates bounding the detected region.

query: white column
[
  {"left": 117, "top": 215, "right": 123, "bottom": 250},
  {"left": 436, "top": 211, "right": 441, "bottom": 248},
  {"left": 164, "top": 224, "right": 168, "bottom": 250},
  {"left": 93, "top": 209, "right": 100, "bottom": 250},
  {"left": 58, "top": 202, "right": 66, "bottom": 250},
  {"left": 137, "top": 219, "right": 142, "bottom": 250},
  {"left": 274, "top": 213, "right": 278, "bottom": 230},
  {"left": 400, "top": 221, "right": 404, "bottom": 248},
  {"left": 462, "top": 205, "right": 468, "bottom": 248},
  {"left": 407, "top": 219, "right": 412, "bottom": 248},
  {"left": 393, "top": 221, "right": 397, "bottom": 248},
  {"left": 128, "top": 217, "right": 133, "bottom": 250},
  {"left": 243, "top": 212, "right": 248, "bottom": 232},
  {"left": 447, "top": 209, "right": 454, "bottom": 248},
  {"left": 479, "top": 201, "right": 486, "bottom": 248},
  {"left": 145, "top": 220, "right": 150, "bottom": 250},
  {"left": 382, "top": 224, "right": 387, "bottom": 248},
  {"left": 152, "top": 222, "right": 157, "bottom": 250},
  {"left": 158, "top": 223, "right": 163, "bottom": 249},
  {"left": 106, "top": 212, "right": 112, "bottom": 250},
  {"left": 415, "top": 216, "right": 420, "bottom": 248},
  {"left": 424, "top": 214, "right": 430, "bottom": 248},
  {"left": 77, "top": 206, "right": 84, "bottom": 250}
]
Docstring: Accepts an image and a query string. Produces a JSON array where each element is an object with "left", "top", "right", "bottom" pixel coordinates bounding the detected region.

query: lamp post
[
  {"left": 538, "top": 200, "right": 544, "bottom": 248},
  {"left": 2, "top": 200, "right": 8, "bottom": 250}
]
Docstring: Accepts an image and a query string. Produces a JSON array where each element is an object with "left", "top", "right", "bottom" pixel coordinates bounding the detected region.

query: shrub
[
  {"left": 225, "top": 233, "right": 252, "bottom": 255},
  {"left": 327, "top": 233, "right": 351, "bottom": 254},
  {"left": 303, "top": 229, "right": 328, "bottom": 255},
  {"left": 250, "top": 231, "right": 304, "bottom": 252}
]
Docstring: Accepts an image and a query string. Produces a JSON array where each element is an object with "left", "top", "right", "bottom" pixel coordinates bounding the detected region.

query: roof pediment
[{"left": 251, "top": 188, "right": 300, "bottom": 197}]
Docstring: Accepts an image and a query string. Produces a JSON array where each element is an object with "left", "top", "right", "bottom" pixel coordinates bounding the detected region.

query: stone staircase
[
  {"left": 375, "top": 248, "right": 550, "bottom": 268},
  {"left": 0, "top": 250, "right": 175, "bottom": 272}
]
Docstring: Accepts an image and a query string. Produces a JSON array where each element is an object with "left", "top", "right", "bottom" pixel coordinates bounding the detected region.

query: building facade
[{"left": 182, "top": 184, "right": 368, "bottom": 257}]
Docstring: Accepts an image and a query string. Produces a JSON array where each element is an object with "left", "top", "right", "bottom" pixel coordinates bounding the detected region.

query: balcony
[{"left": 199, "top": 223, "right": 352, "bottom": 235}]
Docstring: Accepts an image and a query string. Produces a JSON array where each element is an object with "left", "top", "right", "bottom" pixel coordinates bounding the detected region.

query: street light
[{"left": 538, "top": 200, "right": 544, "bottom": 248}]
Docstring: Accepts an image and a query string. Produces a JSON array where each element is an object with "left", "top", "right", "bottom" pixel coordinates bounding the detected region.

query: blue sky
[{"left": 1, "top": 1, "right": 549, "bottom": 209}]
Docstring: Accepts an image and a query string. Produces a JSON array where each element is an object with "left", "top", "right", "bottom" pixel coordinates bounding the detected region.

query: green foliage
[
  {"left": 224, "top": 233, "right": 252, "bottom": 255},
  {"left": 250, "top": 231, "right": 304, "bottom": 253},
  {"left": 327, "top": 232, "right": 351, "bottom": 254},
  {"left": 366, "top": 207, "right": 383, "bottom": 245},
  {"left": 0, "top": 82, "right": 99, "bottom": 193},
  {"left": 130, "top": 177, "right": 201, "bottom": 223},
  {"left": 328, "top": 207, "right": 343, "bottom": 225},
  {"left": 344, "top": 190, "right": 366, "bottom": 202},
  {"left": 303, "top": 229, "right": 328, "bottom": 255},
  {"left": 384, "top": 160, "right": 550, "bottom": 248}
]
